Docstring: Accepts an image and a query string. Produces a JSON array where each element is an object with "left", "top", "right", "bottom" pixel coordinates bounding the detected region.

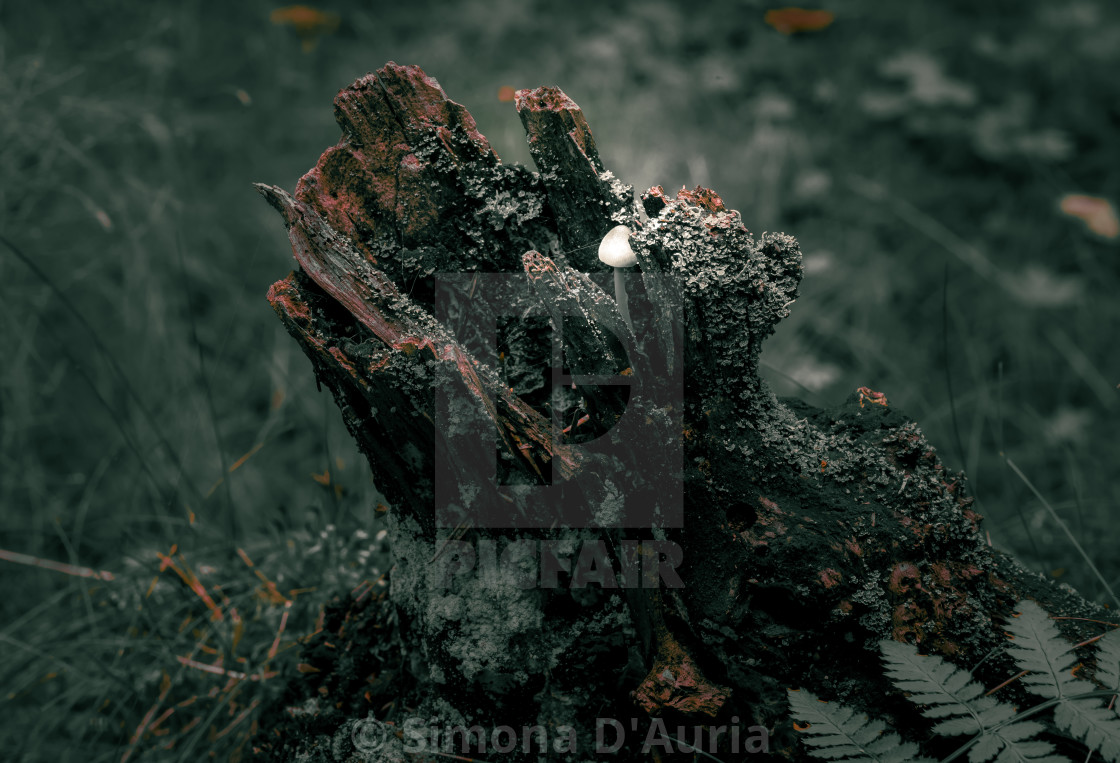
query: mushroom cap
[{"left": 598, "top": 225, "right": 637, "bottom": 268}]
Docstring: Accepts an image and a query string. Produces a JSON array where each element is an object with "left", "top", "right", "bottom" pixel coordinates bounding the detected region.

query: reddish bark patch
[
  {"left": 515, "top": 86, "right": 599, "bottom": 174},
  {"left": 295, "top": 63, "right": 496, "bottom": 253},
  {"left": 675, "top": 185, "right": 727, "bottom": 213},
  {"left": 632, "top": 630, "right": 730, "bottom": 719},
  {"left": 931, "top": 562, "right": 952, "bottom": 586},
  {"left": 885, "top": 558, "right": 973, "bottom": 652},
  {"left": 857, "top": 386, "right": 888, "bottom": 408},
  {"left": 642, "top": 185, "right": 671, "bottom": 216},
  {"left": 514, "top": 86, "right": 580, "bottom": 113},
  {"left": 739, "top": 496, "right": 789, "bottom": 547},
  {"left": 328, "top": 346, "right": 360, "bottom": 381},
  {"left": 819, "top": 568, "right": 842, "bottom": 589},
  {"left": 257, "top": 183, "right": 583, "bottom": 482},
  {"left": 888, "top": 562, "right": 921, "bottom": 595},
  {"left": 267, "top": 274, "right": 312, "bottom": 328}
]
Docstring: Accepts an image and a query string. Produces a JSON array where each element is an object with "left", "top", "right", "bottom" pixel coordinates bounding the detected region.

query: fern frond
[
  {"left": 787, "top": 688, "right": 935, "bottom": 763},
  {"left": 790, "top": 604, "right": 1120, "bottom": 763},
  {"left": 880, "top": 639, "right": 984, "bottom": 710},
  {"left": 1095, "top": 628, "right": 1120, "bottom": 694},
  {"left": 1053, "top": 701, "right": 1120, "bottom": 761},
  {"left": 968, "top": 724, "right": 1068, "bottom": 763},
  {"left": 987, "top": 737, "right": 1068, "bottom": 763},
  {"left": 1005, "top": 601, "right": 1091, "bottom": 700},
  {"left": 1007, "top": 601, "right": 1120, "bottom": 761},
  {"left": 880, "top": 637, "right": 1065, "bottom": 761},
  {"left": 880, "top": 639, "right": 1017, "bottom": 738}
]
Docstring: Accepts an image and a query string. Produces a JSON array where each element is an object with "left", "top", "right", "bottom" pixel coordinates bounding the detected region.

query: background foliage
[{"left": 1, "top": 1, "right": 1117, "bottom": 759}]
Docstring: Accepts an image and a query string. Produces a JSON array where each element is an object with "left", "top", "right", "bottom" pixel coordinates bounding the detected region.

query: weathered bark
[{"left": 253, "top": 63, "right": 1115, "bottom": 762}]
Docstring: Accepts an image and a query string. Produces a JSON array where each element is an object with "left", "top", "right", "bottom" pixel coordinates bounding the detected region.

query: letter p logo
[{"left": 434, "top": 271, "right": 683, "bottom": 529}]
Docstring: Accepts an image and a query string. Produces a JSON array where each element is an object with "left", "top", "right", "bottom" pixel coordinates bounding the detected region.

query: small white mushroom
[{"left": 598, "top": 224, "right": 637, "bottom": 334}]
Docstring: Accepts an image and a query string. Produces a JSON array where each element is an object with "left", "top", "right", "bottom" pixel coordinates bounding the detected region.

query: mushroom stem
[
  {"left": 614, "top": 267, "right": 633, "bottom": 334},
  {"left": 598, "top": 225, "right": 638, "bottom": 337}
]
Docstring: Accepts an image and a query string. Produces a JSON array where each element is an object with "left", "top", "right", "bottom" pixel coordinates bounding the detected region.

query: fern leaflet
[
  {"left": 1007, "top": 601, "right": 1120, "bottom": 761},
  {"left": 879, "top": 638, "right": 1061, "bottom": 762},
  {"left": 786, "top": 688, "right": 935, "bottom": 763},
  {"left": 1005, "top": 601, "right": 1090, "bottom": 700},
  {"left": 1095, "top": 628, "right": 1120, "bottom": 695},
  {"left": 790, "top": 600, "right": 1120, "bottom": 763}
]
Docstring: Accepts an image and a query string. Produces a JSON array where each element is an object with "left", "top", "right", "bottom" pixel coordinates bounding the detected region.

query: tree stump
[{"left": 253, "top": 63, "right": 1115, "bottom": 762}]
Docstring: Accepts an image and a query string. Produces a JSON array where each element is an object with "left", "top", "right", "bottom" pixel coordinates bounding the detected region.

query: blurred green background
[{"left": 2, "top": 0, "right": 1118, "bottom": 759}]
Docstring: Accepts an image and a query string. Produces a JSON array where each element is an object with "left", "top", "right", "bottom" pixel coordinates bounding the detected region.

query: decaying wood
[{"left": 254, "top": 63, "right": 1115, "bottom": 762}]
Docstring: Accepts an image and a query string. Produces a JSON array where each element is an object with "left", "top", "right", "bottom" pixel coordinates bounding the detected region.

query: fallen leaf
[
  {"left": 270, "top": 5, "right": 340, "bottom": 52},
  {"left": 1059, "top": 194, "right": 1119, "bottom": 239},
  {"left": 764, "top": 8, "right": 834, "bottom": 34}
]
